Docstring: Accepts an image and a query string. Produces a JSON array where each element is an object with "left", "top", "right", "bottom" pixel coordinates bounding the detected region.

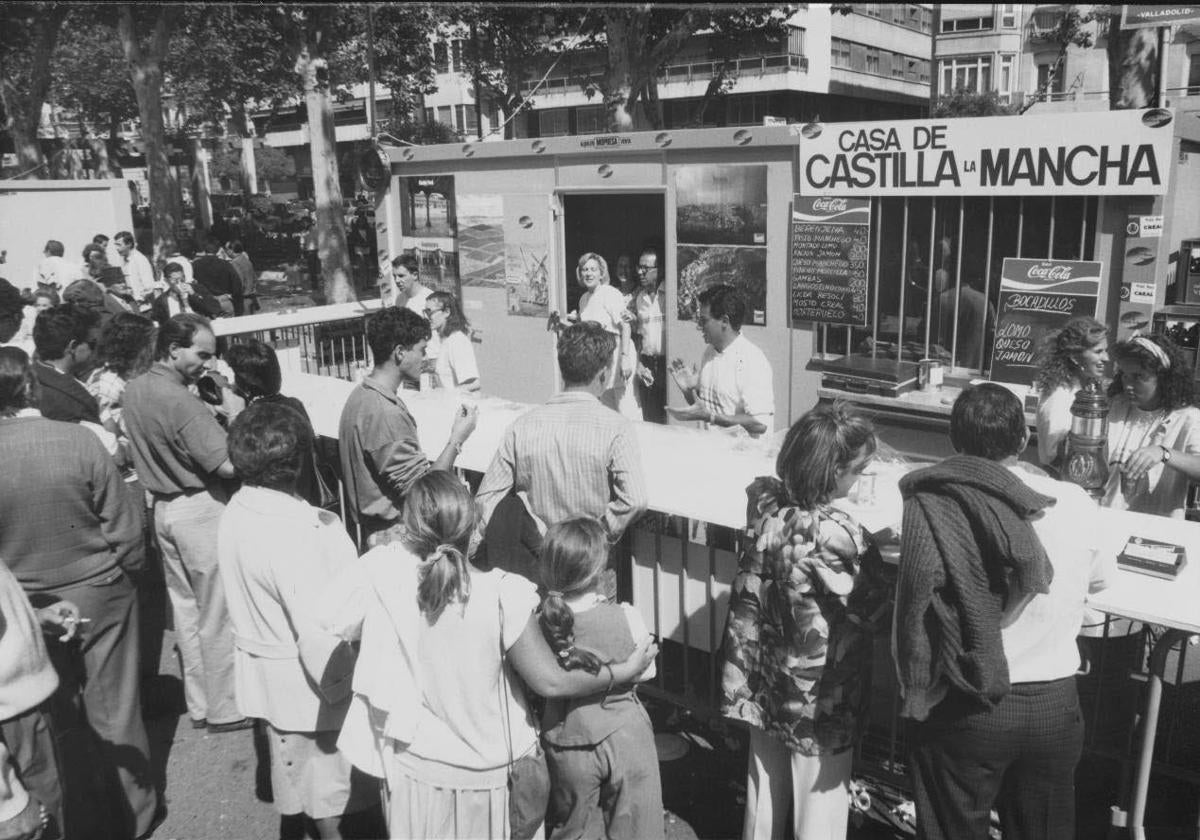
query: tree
[
  {"left": 574, "top": 6, "right": 786, "bottom": 132},
  {"left": 50, "top": 8, "right": 140, "bottom": 179},
  {"left": 1019, "top": 7, "right": 1096, "bottom": 114},
  {"left": 0, "top": 2, "right": 70, "bottom": 178},
  {"left": 447, "top": 6, "right": 584, "bottom": 139},
  {"left": 1103, "top": 13, "right": 1158, "bottom": 109},
  {"left": 933, "top": 88, "right": 1018, "bottom": 118},
  {"left": 117, "top": 2, "right": 181, "bottom": 266}
]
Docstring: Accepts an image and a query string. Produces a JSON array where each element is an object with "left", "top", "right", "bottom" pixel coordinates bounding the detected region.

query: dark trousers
[
  {"left": 909, "top": 676, "right": 1084, "bottom": 840},
  {"left": 0, "top": 703, "right": 63, "bottom": 840},
  {"left": 44, "top": 570, "right": 157, "bottom": 840},
  {"left": 635, "top": 355, "right": 667, "bottom": 425}
]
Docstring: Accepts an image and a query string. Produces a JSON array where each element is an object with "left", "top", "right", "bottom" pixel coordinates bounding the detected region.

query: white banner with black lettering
[{"left": 798, "top": 108, "right": 1174, "bottom": 197}]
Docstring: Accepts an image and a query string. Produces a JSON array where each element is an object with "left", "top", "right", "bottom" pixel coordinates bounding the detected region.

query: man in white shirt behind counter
[{"left": 667, "top": 284, "right": 774, "bottom": 437}]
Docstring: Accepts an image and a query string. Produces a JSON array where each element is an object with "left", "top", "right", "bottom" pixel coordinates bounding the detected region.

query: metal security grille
[{"left": 818, "top": 195, "right": 1099, "bottom": 373}]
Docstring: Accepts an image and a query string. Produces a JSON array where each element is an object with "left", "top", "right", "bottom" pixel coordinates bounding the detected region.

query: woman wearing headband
[{"left": 1104, "top": 333, "right": 1200, "bottom": 517}]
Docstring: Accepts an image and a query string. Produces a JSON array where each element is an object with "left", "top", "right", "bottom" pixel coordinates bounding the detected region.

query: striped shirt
[{"left": 476, "top": 391, "right": 648, "bottom": 540}]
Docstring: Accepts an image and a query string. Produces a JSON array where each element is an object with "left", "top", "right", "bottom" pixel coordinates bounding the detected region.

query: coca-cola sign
[
  {"left": 811, "top": 197, "right": 849, "bottom": 213},
  {"left": 1026, "top": 264, "right": 1073, "bottom": 281}
]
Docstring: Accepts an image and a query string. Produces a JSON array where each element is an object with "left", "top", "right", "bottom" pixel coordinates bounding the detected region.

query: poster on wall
[
  {"left": 676, "top": 245, "right": 767, "bottom": 325},
  {"left": 457, "top": 193, "right": 506, "bottom": 288},
  {"left": 789, "top": 196, "right": 871, "bottom": 327},
  {"left": 504, "top": 194, "right": 551, "bottom": 317},
  {"left": 1116, "top": 214, "right": 1159, "bottom": 342},
  {"left": 401, "top": 175, "right": 456, "bottom": 239},
  {"left": 675, "top": 165, "right": 768, "bottom": 246},
  {"left": 989, "top": 257, "right": 1102, "bottom": 386},
  {"left": 797, "top": 108, "right": 1173, "bottom": 197},
  {"left": 399, "top": 243, "right": 460, "bottom": 296}
]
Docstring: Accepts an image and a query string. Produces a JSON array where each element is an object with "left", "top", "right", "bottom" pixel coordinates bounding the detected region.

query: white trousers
[{"left": 742, "top": 728, "right": 853, "bottom": 840}]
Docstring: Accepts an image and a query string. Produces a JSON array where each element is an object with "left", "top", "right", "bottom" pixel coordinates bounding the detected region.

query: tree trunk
[
  {"left": 296, "top": 42, "right": 355, "bottom": 303},
  {"left": 191, "top": 137, "right": 214, "bottom": 231},
  {"left": 0, "top": 4, "right": 67, "bottom": 178},
  {"left": 118, "top": 4, "right": 179, "bottom": 269},
  {"left": 1107, "top": 17, "right": 1157, "bottom": 109},
  {"left": 602, "top": 14, "right": 638, "bottom": 132}
]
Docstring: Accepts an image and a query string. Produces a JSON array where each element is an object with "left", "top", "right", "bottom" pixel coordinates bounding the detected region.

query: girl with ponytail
[
  {"left": 537, "top": 518, "right": 663, "bottom": 840},
  {"left": 329, "top": 475, "right": 659, "bottom": 840}
]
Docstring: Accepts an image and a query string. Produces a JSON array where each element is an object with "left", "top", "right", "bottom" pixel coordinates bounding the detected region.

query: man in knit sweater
[
  {"left": 896, "top": 383, "right": 1109, "bottom": 840},
  {"left": 0, "top": 347, "right": 159, "bottom": 840}
]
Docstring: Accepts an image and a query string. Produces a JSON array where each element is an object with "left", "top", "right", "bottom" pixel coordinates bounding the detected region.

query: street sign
[{"left": 1121, "top": 5, "right": 1200, "bottom": 29}]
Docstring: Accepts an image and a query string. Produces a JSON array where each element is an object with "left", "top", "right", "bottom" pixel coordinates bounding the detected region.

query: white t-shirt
[
  {"left": 37, "top": 255, "right": 75, "bottom": 290},
  {"left": 1103, "top": 396, "right": 1200, "bottom": 518},
  {"left": 1003, "top": 466, "right": 1110, "bottom": 683},
  {"left": 403, "top": 285, "right": 433, "bottom": 319},
  {"left": 430, "top": 330, "right": 479, "bottom": 390},
  {"left": 1036, "top": 384, "right": 1075, "bottom": 468},
  {"left": 579, "top": 284, "right": 626, "bottom": 335},
  {"left": 696, "top": 333, "right": 775, "bottom": 434},
  {"left": 633, "top": 286, "right": 665, "bottom": 358}
]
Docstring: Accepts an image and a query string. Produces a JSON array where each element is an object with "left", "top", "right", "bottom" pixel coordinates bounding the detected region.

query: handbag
[{"left": 498, "top": 581, "right": 551, "bottom": 840}]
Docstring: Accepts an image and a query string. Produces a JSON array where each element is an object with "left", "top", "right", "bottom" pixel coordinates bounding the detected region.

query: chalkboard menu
[
  {"left": 789, "top": 196, "right": 871, "bottom": 327},
  {"left": 990, "top": 258, "right": 1102, "bottom": 386}
]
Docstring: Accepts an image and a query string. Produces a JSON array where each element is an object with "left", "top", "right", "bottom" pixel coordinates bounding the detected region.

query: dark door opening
[{"left": 561, "top": 193, "right": 665, "bottom": 315}]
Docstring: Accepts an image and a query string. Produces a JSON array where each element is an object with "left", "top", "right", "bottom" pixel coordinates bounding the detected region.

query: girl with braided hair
[
  {"left": 328, "top": 475, "right": 657, "bottom": 839},
  {"left": 537, "top": 518, "right": 661, "bottom": 840}
]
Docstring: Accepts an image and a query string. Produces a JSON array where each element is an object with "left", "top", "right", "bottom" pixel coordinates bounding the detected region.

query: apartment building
[{"left": 420, "top": 5, "right": 933, "bottom": 139}]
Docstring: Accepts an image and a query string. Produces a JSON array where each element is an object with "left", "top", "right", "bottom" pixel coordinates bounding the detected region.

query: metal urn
[{"left": 1062, "top": 381, "right": 1109, "bottom": 499}]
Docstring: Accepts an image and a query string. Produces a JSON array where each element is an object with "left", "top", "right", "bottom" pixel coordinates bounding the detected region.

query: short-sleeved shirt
[
  {"left": 337, "top": 377, "right": 431, "bottom": 525},
  {"left": 696, "top": 333, "right": 775, "bottom": 435},
  {"left": 430, "top": 331, "right": 479, "bottom": 390},
  {"left": 403, "top": 286, "right": 433, "bottom": 319},
  {"left": 121, "top": 362, "right": 229, "bottom": 496},
  {"left": 632, "top": 286, "right": 664, "bottom": 357},
  {"left": 579, "top": 284, "right": 626, "bottom": 335},
  {"left": 1103, "top": 397, "right": 1200, "bottom": 518}
]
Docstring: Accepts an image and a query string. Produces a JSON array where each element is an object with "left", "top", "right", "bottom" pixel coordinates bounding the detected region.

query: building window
[
  {"left": 450, "top": 39, "right": 463, "bottom": 73},
  {"left": 423, "top": 107, "right": 434, "bottom": 124},
  {"left": 862, "top": 3, "right": 882, "bottom": 17},
  {"left": 866, "top": 47, "right": 880, "bottom": 75},
  {"left": 832, "top": 38, "right": 851, "bottom": 68},
  {"left": 788, "top": 26, "right": 806, "bottom": 56},
  {"left": 999, "top": 54, "right": 1015, "bottom": 101},
  {"left": 576, "top": 104, "right": 605, "bottom": 134},
  {"left": 940, "top": 55, "right": 993, "bottom": 93},
  {"left": 941, "top": 16, "right": 995, "bottom": 33},
  {"left": 1000, "top": 4, "right": 1018, "bottom": 27},
  {"left": 1036, "top": 61, "right": 1066, "bottom": 95},
  {"left": 728, "top": 93, "right": 769, "bottom": 126},
  {"left": 434, "top": 41, "right": 449, "bottom": 74},
  {"left": 538, "top": 108, "right": 569, "bottom": 137},
  {"left": 914, "top": 5, "right": 931, "bottom": 33},
  {"left": 436, "top": 105, "right": 452, "bottom": 126},
  {"left": 454, "top": 104, "right": 479, "bottom": 135},
  {"left": 1189, "top": 53, "right": 1200, "bottom": 93}
]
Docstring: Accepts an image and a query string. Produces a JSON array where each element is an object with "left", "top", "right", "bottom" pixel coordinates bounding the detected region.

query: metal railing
[{"left": 212, "top": 299, "right": 383, "bottom": 381}]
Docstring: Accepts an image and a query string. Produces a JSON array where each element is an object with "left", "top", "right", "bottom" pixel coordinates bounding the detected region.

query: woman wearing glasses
[
  {"left": 1104, "top": 333, "right": 1200, "bottom": 518},
  {"left": 423, "top": 292, "right": 480, "bottom": 393}
]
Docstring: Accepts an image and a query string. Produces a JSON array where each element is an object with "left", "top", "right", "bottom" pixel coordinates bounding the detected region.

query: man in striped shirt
[{"left": 476, "top": 322, "right": 648, "bottom": 565}]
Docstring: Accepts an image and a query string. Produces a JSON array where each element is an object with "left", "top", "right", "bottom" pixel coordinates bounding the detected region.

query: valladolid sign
[{"left": 798, "top": 108, "right": 1174, "bottom": 197}]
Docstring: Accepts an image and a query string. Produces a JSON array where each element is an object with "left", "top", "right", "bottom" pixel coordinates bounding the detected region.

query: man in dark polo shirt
[
  {"left": 338, "top": 307, "right": 476, "bottom": 547},
  {"left": 122, "top": 313, "right": 251, "bottom": 734},
  {"left": 31, "top": 304, "right": 102, "bottom": 425},
  {"left": 192, "top": 234, "right": 244, "bottom": 317}
]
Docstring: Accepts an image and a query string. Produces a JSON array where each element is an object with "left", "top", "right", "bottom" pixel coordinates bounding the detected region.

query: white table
[{"left": 1084, "top": 511, "right": 1200, "bottom": 840}]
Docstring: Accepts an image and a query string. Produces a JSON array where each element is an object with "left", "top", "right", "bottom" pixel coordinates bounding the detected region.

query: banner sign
[
  {"left": 990, "top": 258, "right": 1102, "bottom": 386},
  {"left": 789, "top": 196, "right": 871, "bottom": 326},
  {"left": 799, "top": 109, "right": 1174, "bottom": 197},
  {"left": 1121, "top": 5, "right": 1200, "bottom": 29}
]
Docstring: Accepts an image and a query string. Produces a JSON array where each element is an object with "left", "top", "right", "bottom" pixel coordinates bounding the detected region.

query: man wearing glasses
[{"left": 631, "top": 247, "right": 667, "bottom": 424}]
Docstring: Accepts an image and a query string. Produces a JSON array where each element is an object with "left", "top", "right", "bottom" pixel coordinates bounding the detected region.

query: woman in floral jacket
[{"left": 719, "top": 402, "right": 891, "bottom": 840}]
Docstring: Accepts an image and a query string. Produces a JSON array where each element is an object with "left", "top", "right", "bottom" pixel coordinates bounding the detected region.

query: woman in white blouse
[
  {"left": 423, "top": 291, "right": 479, "bottom": 392},
  {"left": 1034, "top": 316, "right": 1109, "bottom": 475},
  {"left": 1104, "top": 333, "right": 1200, "bottom": 518},
  {"left": 575, "top": 252, "right": 640, "bottom": 420}
]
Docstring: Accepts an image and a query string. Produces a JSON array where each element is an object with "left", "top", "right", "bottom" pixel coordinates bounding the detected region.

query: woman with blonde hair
[
  {"left": 575, "top": 252, "right": 640, "bottom": 420},
  {"left": 1033, "top": 316, "right": 1109, "bottom": 473},
  {"left": 328, "top": 472, "right": 656, "bottom": 839}
]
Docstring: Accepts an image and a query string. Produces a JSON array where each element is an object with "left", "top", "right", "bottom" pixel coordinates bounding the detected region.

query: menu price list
[{"left": 790, "top": 221, "right": 869, "bottom": 327}]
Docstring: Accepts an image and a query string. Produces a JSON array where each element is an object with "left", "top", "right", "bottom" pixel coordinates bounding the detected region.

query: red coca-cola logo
[
  {"left": 812, "top": 198, "right": 849, "bottom": 213},
  {"left": 1026, "top": 264, "right": 1072, "bottom": 281}
]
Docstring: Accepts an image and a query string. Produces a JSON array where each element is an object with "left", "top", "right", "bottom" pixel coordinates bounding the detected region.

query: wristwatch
[{"left": 1160, "top": 445, "right": 1172, "bottom": 463}]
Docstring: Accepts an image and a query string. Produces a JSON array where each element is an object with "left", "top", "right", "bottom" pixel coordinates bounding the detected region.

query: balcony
[
  {"left": 1027, "top": 5, "right": 1068, "bottom": 42},
  {"left": 519, "top": 53, "right": 807, "bottom": 95}
]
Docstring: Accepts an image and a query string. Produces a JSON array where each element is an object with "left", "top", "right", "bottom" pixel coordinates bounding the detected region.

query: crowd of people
[{"left": 0, "top": 223, "right": 1196, "bottom": 840}]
